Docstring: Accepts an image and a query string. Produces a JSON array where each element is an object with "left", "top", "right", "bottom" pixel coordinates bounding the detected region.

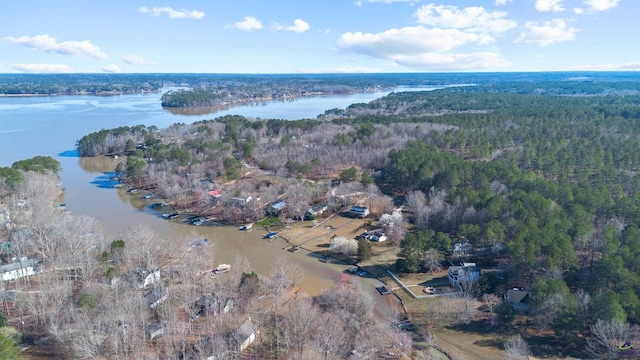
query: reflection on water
[{"left": 78, "top": 155, "right": 123, "bottom": 173}]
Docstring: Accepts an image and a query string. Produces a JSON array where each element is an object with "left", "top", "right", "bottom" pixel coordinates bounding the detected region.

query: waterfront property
[
  {"left": 305, "top": 203, "right": 328, "bottom": 219},
  {"left": 267, "top": 199, "right": 286, "bottom": 216},
  {"left": 348, "top": 206, "right": 370, "bottom": 218}
]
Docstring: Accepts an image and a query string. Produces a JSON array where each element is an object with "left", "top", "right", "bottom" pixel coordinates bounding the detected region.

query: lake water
[{"left": 0, "top": 86, "right": 439, "bottom": 306}]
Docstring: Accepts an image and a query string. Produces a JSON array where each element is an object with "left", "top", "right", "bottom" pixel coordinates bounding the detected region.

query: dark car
[{"left": 376, "top": 286, "right": 391, "bottom": 295}]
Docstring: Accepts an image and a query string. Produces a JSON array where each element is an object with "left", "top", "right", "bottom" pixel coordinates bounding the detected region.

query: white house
[
  {"left": 136, "top": 269, "right": 160, "bottom": 289},
  {"left": 0, "top": 258, "right": 41, "bottom": 281},
  {"left": 448, "top": 262, "right": 481, "bottom": 287}
]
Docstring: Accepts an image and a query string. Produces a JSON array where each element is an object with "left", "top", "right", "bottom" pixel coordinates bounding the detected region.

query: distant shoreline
[{"left": 0, "top": 90, "right": 159, "bottom": 98}]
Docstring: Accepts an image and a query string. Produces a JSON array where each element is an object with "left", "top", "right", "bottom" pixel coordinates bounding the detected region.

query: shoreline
[{"left": 0, "top": 90, "right": 160, "bottom": 97}]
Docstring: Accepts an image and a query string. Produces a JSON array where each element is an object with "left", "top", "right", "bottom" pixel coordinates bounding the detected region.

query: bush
[
  {"left": 78, "top": 293, "right": 98, "bottom": 310},
  {"left": 0, "top": 333, "right": 20, "bottom": 359}
]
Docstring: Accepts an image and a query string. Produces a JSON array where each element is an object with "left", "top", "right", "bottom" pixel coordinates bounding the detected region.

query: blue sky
[{"left": 0, "top": 0, "right": 634, "bottom": 73}]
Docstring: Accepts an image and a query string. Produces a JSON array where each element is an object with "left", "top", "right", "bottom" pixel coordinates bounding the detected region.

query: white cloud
[
  {"left": 337, "top": 26, "right": 507, "bottom": 70},
  {"left": 298, "top": 65, "right": 384, "bottom": 73},
  {"left": 495, "top": 0, "right": 512, "bottom": 5},
  {"left": 415, "top": 4, "right": 517, "bottom": 34},
  {"left": 338, "top": 26, "right": 488, "bottom": 56},
  {"left": 102, "top": 64, "right": 122, "bottom": 73},
  {"left": 139, "top": 6, "right": 204, "bottom": 19},
  {"left": 514, "top": 19, "right": 578, "bottom": 46},
  {"left": 584, "top": 0, "right": 619, "bottom": 11},
  {"left": 355, "top": 0, "right": 419, "bottom": 6},
  {"left": 390, "top": 51, "right": 510, "bottom": 70},
  {"left": 568, "top": 62, "right": 640, "bottom": 70},
  {"left": 235, "top": 16, "right": 263, "bottom": 31},
  {"left": 4, "top": 34, "right": 107, "bottom": 59},
  {"left": 535, "top": 0, "right": 565, "bottom": 12},
  {"left": 286, "top": 19, "right": 310, "bottom": 33},
  {"left": 12, "top": 63, "right": 73, "bottom": 73},
  {"left": 574, "top": 7, "right": 585, "bottom": 13},
  {"left": 123, "top": 54, "right": 156, "bottom": 65}
]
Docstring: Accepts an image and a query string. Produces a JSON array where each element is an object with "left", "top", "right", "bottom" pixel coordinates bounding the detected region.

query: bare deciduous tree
[
  {"left": 329, "top": 236, "right": 358, "bottom": 256},
  {"left": 422, "top": 248, "right": 443, "bottom": 274},
  {"left": 482, "top": 293, "right": 501, "bottom": 315},
  {"left": 503, "top": 334, "right": 529, "bottom": 360},
  {"left": 312, "top": 312, "right": 347, "bottom": 360},
  {"left": 281, "top": 294, "right": 320, "bottom": 359},
  {"left": 586, "top": 319, "right": 630, "bottom": 358}
]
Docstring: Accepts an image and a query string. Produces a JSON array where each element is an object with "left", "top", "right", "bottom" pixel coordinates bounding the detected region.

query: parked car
[{"left": 376, "top": 286, "right": 391, "bottom": 295}]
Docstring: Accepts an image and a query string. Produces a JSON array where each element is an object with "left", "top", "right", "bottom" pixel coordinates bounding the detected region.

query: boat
[
  {"left": 163, "top": 212, "right": 180, "bottom": 219},
  {"left": 213, "top": 264, "right": 231, "bottom": 273},
  {"left": 263, "top": 232, "right": 278, "bottom": 239},
  {"left": 191, "top": 217, "right": 205, "bottom": 226},
  {"left": 239, "top": 223, "right": 253, "bottom": 230},
  {"left": 141, "top": 193, "right": 154, "bottom": 199}
]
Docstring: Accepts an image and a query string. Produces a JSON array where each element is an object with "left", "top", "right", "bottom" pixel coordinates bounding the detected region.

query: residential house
[
  {"left": 348, "top": 206, "right": 370, "bottom": 218},
  {"left": 193, "top": 294, "right": 234, "bottom": 317},
  {"left": 145, "top": 287, "right": 169, "bottom": 309},
  {"left": 232, "top": 196, "right": 252, "bottom": 207},
  {"left": 146, "top": 322, "right": 164, "bottom": 340},
  {"left": 304, "top": 203, "right": 328, "bottom": 220},
  {"left": 267, "top": 200, "right": 286, "bottom": 216},
  {"left": 448, "top": 262, "right": 481, "bottom": 287},
  {"left": 452, "top": 240, "right": 472, "bottom": 257},
  {"left": 361, "top": 228, "right": 387, "bottom": 242},
  {"left": 504, "top": 288, "right": 530, "bottom": 313},
  {"left": 208, "top": 188, "right": 222, "bottom": 199},
  {"left": 0, "top": 258, "right": 41, "bottom": 281},
  {"left": 134, "top": 269, "right": 160, "bottom": 289},
  {"left": 235, "top": 318, "right": 258, "bottom": 353}
]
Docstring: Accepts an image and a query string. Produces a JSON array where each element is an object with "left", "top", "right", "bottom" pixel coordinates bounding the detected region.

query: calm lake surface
[{"left": 0, "top": 86, "right": 439, "bottom": 300}]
